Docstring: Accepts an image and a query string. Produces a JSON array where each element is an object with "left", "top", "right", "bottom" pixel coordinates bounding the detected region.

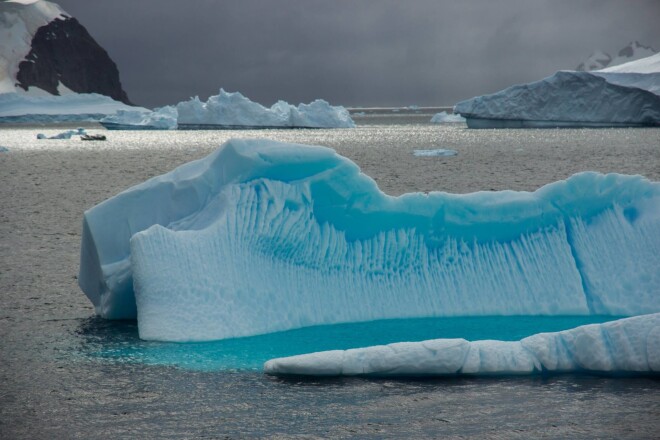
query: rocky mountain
[
  {"left": 577, "top": 41, "right": 657, "bottom": 72},
  {"left": 0, "top": 0, "right": 132, "bottom": 104}
]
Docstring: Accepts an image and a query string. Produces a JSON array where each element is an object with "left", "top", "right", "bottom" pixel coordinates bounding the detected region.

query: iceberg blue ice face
[{"left": 78, "top": 139, "right": 660, "bottom": 341}]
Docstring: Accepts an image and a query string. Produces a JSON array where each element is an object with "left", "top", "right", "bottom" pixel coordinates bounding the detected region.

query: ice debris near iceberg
[
  {"left": 37, "top": 127, "right": 86, "bottom": 139},
  {"left": 454, "top": 53, "right": 660, "bottom": 128},
  {"left": 413, "top": 149, "right": 457, "bottom": 157},
  {"left": 430, "top": 111, "right": 465, "bottom": 124},
  {"left": 100, "top": 106, "right": 177, "bottom": 130},
  {"left": 78, "top": 139, "right": 660, "bottom": 342},
  {"left": 264, "top": 314, "right": 660, "bottom": 376},
  {"left": 176, "top": 89, "right": 355, "bottom": 129}
]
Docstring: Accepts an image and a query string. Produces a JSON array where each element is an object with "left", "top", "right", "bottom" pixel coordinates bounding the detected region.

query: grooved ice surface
[
  {"left": 78, "top": 139, "right": 660, "bottom": 342},
  {"left": 176, "top": 89, "right": 355, "bottom": 128},
  {"left": 263, "top": 314, "right": 660, "bottom": 376},
  {"left": 99, "top": 106, "right": 177, "bottom": 130}
]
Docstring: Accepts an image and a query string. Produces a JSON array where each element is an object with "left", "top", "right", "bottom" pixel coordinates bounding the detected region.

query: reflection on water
[{"left": 76, "top": 315, "right": 624, "bottom": 371}]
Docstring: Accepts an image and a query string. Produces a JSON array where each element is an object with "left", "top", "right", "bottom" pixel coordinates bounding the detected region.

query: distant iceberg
[
  {"left": 37, "top": 127, "right": 86, "bottom": 139},
  {"left": 176, "top": 89, "right": 355, "bottom": 129},
  {"left": 430, "top": 111, "right": 465, "bottom": 124},
  {"left": 264, "top": 314, "right": 660, "bottom": 376},
  {"left": 0, "top": 92, "right": 147, "bottom": 123},
  {"left": 100, "top": 106, "right": 177, "bottom": 130},
  {"left": 454, "top": 53, "right": 660, "bottom": 128},
  {"left": 413, "top": 149, "right": 457, "bottom": 157},
  {"left": 79, "top": 139, "right": 660, "bottom": 343}
]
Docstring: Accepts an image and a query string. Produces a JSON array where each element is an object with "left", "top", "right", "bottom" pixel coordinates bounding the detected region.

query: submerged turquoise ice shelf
[{"left": 81, "top": 315, "right": 623, "bottom": 371}]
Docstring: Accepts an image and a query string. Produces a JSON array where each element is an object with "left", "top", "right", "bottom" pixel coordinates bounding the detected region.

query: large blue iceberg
[
  {"left": 454, "top": 53, "right": 660, "bottom": 128},
  {"left": 79, "top": 139, "right": 660, "bottom": 343},
  {"left": 264, "top": 313, "right": 660, "bottom": 376}
]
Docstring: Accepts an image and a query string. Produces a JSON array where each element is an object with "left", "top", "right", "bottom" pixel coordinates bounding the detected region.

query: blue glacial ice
[
  {"left": 454, "top": 53, "right": 660, "bottom": 128},
  {"left": 264, "top": 313, "right": 660, "bottom": 376},
  {"left": 78, "top": 139, "right": 660, "bottom": 342},
  {"left": 176, "top": 89, "right": 355, "bottom": 129}
]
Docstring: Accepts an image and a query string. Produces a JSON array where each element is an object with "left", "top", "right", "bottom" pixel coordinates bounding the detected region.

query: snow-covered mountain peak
[{"left": 576, "top": 41, "right": 657, "bottom": 72}]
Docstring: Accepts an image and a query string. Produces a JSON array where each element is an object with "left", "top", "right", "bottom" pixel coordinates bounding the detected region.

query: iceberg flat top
[
  {"left": 79, "top": 139, "right": 660, "bottom": 343},
  {"left": 264, "top": 314, "right": 660, "bottom": 376},
  {"left": 454, "top": 70, "right": 660, "bottom": 126},
  {"left": 0, "top": 92, "right": 147, "bottom": 118}
]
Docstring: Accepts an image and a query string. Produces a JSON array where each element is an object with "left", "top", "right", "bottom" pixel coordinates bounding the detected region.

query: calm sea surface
[{"left": 1, "top": 112, "right": 659, "bottom": 438}]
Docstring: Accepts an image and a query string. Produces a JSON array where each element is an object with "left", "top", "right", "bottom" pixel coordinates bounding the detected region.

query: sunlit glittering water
[{"left": 1, "top": 116, "right": 659, "bottom": 438}]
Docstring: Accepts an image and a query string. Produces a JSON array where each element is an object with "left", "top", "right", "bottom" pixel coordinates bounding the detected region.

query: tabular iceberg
[
  {"left": 264, "top": 314, "right": 660, "bottom": 376},
  {"left": 176, "top": 89, "right": 355, "bottom": 129},
  {"left": 0, "top": 92, "right": 147, "bottom": 123},
  {"left": 79, "top": 139, "right": 660, "bottom": 342},
  {"left": 454, "top": 53, "right": 660, "bottom": 128},
  {"left": 99, "top": 106, "right": 177, "bottom": 130}
]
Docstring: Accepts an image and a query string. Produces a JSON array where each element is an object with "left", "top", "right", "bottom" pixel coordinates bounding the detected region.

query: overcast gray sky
[{"left": 56, "top": 0, "right": 660, "bottom": 108}]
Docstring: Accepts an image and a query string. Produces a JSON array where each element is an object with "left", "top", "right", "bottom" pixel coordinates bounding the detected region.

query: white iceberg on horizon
[
  {"left": 78, "top": 140, "right": 660, "bottom": 343},
  {"left": 100, "top": 106, "right": 177, "bottom": 130},
  {"left": 264, "top": 313, "right": 660, "bottom": 376},
  {"left": 176, "top": 89, "right": 355, "bottom": 129}
]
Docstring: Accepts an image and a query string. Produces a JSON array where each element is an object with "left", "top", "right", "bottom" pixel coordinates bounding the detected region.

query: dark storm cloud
[{"left": 55, "top": 0, "right": 660, "bottom": 108}]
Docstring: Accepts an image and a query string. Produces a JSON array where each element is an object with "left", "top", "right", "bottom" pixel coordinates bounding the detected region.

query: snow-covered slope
[
  {"left": 577, "top": 41, "right": 656, "bottom": 72},
  {"left": 455, "top": 53, "right": 660, "bottom": 128},
  {"left": 264, "top": 314, "right": 660, "bottom": 376},
  {"left": 0, "top": 0, "right": 65, "bottom": 94},
  {"left": 0, "top": 0, "right": 136, "bottom": 120},
  {"left": 176, "top": 89, "right": 355, "bottom": 129},
  {"left": 79, "top": 140, "right": 660, "bottom": 344},
  {"left": 599, "top": 52, "right": 660, "bottom": 74}
]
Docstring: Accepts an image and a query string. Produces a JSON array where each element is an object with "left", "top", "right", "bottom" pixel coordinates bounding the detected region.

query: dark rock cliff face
[{"left": 16, "top": 16, "right": 132, "bottom": 105}]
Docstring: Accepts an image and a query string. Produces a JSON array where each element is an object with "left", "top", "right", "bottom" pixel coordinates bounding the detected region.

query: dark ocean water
[{"left": 1, "top": 114, "right": 659, "bottom": 438}]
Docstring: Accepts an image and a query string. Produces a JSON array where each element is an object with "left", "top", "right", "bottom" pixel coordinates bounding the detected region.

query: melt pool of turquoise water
[{"left": 80, "top": 315, "right": 623, "bottom": 371}]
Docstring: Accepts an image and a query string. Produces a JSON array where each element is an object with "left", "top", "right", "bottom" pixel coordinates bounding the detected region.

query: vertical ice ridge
[
  {"left": 562, "top": 217, "right": 596, "bottom": 314},
  {"left": 132, "top": 180, "right": 596, "bottom": 341}
]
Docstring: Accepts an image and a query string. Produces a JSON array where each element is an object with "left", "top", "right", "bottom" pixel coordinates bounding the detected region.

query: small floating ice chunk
[
  {"left": 430, "top": 111, "right": 466, "bottom": 123},
  {"left": 413, "top": 149, "right": 458, "bottom": 157},
  {"left": 36, "top": 127, "right": 87, "bottom": 139}
]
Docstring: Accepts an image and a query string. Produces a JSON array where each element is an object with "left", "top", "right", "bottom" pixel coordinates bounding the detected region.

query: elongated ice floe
[
  {"left": 264, "top": 314, "right": 660, "bottom": 376},
  {"left": 78, "top": 139, "right": 660, "bottom": 342},
  {"left": 176, "top": 89, "right": 355, "bottom": 129}
]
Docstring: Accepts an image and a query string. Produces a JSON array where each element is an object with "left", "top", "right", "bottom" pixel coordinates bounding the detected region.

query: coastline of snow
[
  {"left": 0, "top": 92, "right": 147, "bottom": 122},
  {"left": 176, "top": 89, "right": 355, "bottom": 129},
  {"left": 264, "top": 314, "right": 660, "bottom": 376}
]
